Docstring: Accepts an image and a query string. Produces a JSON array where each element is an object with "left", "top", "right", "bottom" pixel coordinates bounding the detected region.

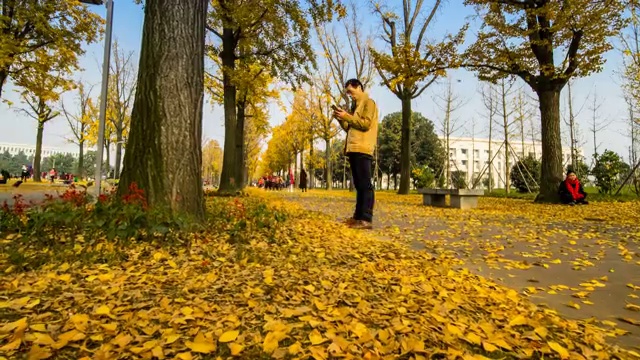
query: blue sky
[{"left": 0, "top": 1, "right": 633, "bottom": 163}]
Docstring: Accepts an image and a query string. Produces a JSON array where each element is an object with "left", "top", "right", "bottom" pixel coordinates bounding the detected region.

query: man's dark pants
[{"left": 348, "top": 152, "right": 374, "bottom": 222}]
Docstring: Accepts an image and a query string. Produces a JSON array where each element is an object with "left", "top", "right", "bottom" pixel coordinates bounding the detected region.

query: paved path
[{"left": 274, "top": 190, "right": 640, "bottom": 349}]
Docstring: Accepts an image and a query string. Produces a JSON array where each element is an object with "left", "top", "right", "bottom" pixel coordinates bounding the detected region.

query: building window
[
  {"left": 474, "top": 160, "right": 480, "bottom": 171},
  {"left": 461, "top": 160, "right": 468, "bottom": 166},
  {"left": 474, "top": 149, "right": 480, "bottom": 158}
]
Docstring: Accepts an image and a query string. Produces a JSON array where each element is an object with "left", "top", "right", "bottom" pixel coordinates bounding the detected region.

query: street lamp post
[{"left": 80, "top": 0, "right": 114, "bottom": 195}]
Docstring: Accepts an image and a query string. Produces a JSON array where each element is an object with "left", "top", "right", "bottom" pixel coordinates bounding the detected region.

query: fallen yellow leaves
[{"left": 0, "top": 194, "right": 637, "bottom": 358}]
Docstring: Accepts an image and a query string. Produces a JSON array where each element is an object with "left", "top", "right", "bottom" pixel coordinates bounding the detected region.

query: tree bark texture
[
  {"left": 34, "top": 122, "right": 44, "bottom": 182},
  {"left": 398, "top": 96, "right": 412, "bottom": 194},
  {"left": 218, "top": 28, "right": 239, "bottom": 193},
  {"left": 535, "top": 90, "right": 563, "bottom": 203},
  {"left": 118, "top": 0, "right": 206, "bottom": 218},
  {"left": 325, "top": 138, "right": 332, "bottom": 190},
  {"left": 77, "top": 140, "right": 84, "bottom": 178}
]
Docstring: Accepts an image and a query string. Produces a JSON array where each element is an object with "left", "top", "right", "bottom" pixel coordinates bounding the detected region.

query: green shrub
[
  {"left": 510, "top": 156, "right": 541, "bottom": 193},
  {"left": 592, "top": 150, "right": 628, "bottom": 194},
  {"left": 411, "top": 166, "right": 435, "bottom": 189}
]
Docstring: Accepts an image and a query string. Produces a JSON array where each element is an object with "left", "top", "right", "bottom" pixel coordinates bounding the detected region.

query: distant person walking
[
  {"left": 21, "top": 165, "right": 29, "bottom": 182},
  {"left": 299, "top": 168, "right": 308, "bottom": 192},
  {"left": 333, "top": 78, "right": 379, "bottom": 229}
]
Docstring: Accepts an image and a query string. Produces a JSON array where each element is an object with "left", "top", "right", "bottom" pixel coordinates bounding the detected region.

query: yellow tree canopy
[
  {"left": 370, "top": 1, "right": 467, "bottom": 99},
  {"left": 463, "top": 0, "right": 626, "bottom": 91},
  {"left": 13, "top": 49, "right": 75, "bottom": 123},
  {"left": 0, "top": 0, "right": 103, "bottom": 98},
  {"left": 202, "top": 139, "right": 223, "bottom": 181}
]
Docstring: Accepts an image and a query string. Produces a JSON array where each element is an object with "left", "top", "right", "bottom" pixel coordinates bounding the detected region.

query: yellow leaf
[
  {"left": 602, "top": 320, "right": 617, "bottom": 327},
  {"left": 566, "top": 301, "right": 580, "bottom": 309},
  {"left": 534, "top": 327, "right": 548, "bottom": 338},
  {"left": 228, "top": 342, "right": 244, "bottom": 355},
  {"left": 625, "top": 304, "right": 640, "bottom": 312},
  {"left": 303, "top": 284, "right": 315, "bottom": 292},
  {"left": 508, "top": 315, "right": 527, "bottom": 326},
  {"left": 447, "top": 324, "right": 463, "bottom": 337},
  {"left": 95, "top": 305, "right": 110, "bottom": 315},
  {"left": 0, "top": 338, "right": 21, "bottom": 351},
  {"left": 492, "top": 339, "right": 512, "bottom": 350},
  {"left": 288, "top": 341, "right": 302, "bottom": 355},
  {"left": 464, "top": 332, "right": 482, "bottom": 345},
  {"left": 181, "top": 307, "right": 194, "bottom": 316},
  {"left": 219, "top": 330, "right": 239, "bottom": 343},
  {"left": 165, "top": 334, "right": 180, "bottom": 344},
  {"left": 482, "top": 341, "right": 497, "bottom": 352},
  {"left": 548, "top": 341, "right": 570, "bottom": 359},
  {"left": 33, "top": 333, "right": 55, "bottom": 345},
  {"left": 186, "top": 341, "right": 216, "bottom": 353},
  {"left": 0, "top": 317, "right": 27, "bottom": 334},
  {"left": 111, "top": 333, "right": 133, "bottom": 347},
  {"left": 31, "top": 324, "right": 47, "bottom": 332},
  {"left": 27, "top": 344, "right": 52, "bottom": 360},
  {"left": 167, "top": 260, "right": 178, "bottom": 269},
  {"left": 309, "top": 329, "right": 325, "bottom": 345},
  {"left": 176, "top": 352, "right": 193, "bottom": 360},
  {"left": 151, "top": 346, "right": 164, "bottom": 359},
  {"left": 262, "top": 331, "right": 284, "bottom": 353},
  {"left": 100, "top": 323, "right": 117, "bottom": 331}
]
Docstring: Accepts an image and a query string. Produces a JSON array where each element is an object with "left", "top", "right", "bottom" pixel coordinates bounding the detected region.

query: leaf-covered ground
[
  {"left": 0, "top": 192, "right": 638, "bottom": 359},
  {"left": 273, "top": 190, "right": 640, "bottom": 350}
]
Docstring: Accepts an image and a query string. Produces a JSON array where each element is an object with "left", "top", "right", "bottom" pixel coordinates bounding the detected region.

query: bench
[{"left": 417, "top": 188, "right": 485, "bottom": 209}]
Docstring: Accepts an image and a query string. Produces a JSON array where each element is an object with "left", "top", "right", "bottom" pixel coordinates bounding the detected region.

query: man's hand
[{"left": 333, "top": 108, "right": 348, "bottom": 120}]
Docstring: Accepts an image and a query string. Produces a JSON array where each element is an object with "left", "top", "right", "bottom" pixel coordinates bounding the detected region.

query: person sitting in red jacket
[{"left": 558, "top": 170, "right": 588, "bottom": 205}]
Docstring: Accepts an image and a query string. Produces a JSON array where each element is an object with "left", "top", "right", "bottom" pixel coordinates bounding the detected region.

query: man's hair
[{"left": 344, "top": 78, "right": 363, "bottom": 90}]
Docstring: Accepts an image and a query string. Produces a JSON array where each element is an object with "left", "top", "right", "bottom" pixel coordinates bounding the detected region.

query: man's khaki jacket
[{"left": 338, "top": 93, "right": 379, "bottom": 156}]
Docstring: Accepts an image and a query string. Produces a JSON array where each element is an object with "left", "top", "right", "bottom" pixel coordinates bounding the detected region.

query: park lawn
[{"left": 0, "top": 192, "right": 637, "bottom": 359}]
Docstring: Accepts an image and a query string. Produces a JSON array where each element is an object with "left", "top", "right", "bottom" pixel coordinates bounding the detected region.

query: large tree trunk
[
  {"left": 34, "top": 122, "right": 44, "bottom": 182},
  {"left": 218, "top": 28, "right": 239, "bottom": 193},
  {"left": 535, "top": 89, "right": 563, "bottom": 203},
  {"left": 118, "top": 0, "right": 207, "bottom": 218},
  {"left": 77, "top": 140, "right": 84, "bottom": 178},
  {"left": 235, "top": 99, "right": 246, "bottom": 189},
  {"left": 325, "top": 137, "right": 332, "bottom": 190},
  {"left": 399, "top": 95, "right": 411, "bottom": 194}
]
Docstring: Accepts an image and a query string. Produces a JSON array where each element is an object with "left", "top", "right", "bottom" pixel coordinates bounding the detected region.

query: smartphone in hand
[{"left": 331, "top": 105, "right": 340, "bottom": 111}]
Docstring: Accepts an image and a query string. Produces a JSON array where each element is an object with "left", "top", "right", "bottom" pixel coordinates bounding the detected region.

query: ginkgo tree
[
  {"left": 13, "top": 50, "right": 75, "bottom": 182},
  {"left": 206, "top": 0, "right": 342, "bottom": 193},
  {"left": 61, "top": 82, "right": 96, "bottom": 178},
  {"left": 107, "top": 41, "right": 136, "bottom": 178},
  {"left": 463, "top": 0, "right": 626, "bottom": 202},
  {"left": 205, "top": 54, "right": 277, "bottom": 189},
  {"left": 370, "top": 0, "right": 467, "bottom": 194},
  {"left": 119, "top": 0, "right": 207, "bottom": 218},
  {"left": 0, "top": 0, "right": 102, "bottom": 98}
]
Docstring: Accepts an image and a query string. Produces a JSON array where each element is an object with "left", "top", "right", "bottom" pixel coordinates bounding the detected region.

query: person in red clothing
[{"left": 558, "top": 170, "right": 588, "bottom": 205}]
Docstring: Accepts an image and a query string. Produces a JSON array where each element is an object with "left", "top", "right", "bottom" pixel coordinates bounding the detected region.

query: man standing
[{"left": 333, "top": 78, "right": 379, "bottom": 229}]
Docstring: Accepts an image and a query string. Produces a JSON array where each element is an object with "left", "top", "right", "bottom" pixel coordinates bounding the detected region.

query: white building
[
  {"left": 0, "top": 142, "right": 79, "bottom": 159},
  {"left": 441, "top": 137, "right": 581, "bottom": 189}
]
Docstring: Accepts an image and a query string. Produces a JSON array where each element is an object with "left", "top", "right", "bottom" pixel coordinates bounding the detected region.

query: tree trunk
[
  {"left": 567, "top": 82, "right": 576, "bottom": 170},
  {"left": 235, "top": 99, "right": 246, "bottom": 189},
  {"left": 118, "top": 0, "right": 207, "bottom": 218},
  {"left": 309, "top": 139, "right": 314, "bottom": 188},
  {"left": 386, "top": 173, "right": 390, "bottom": 190},
  {"left": 115, "top": 135, "right": 123, "bottom": 178},
  {"left": 0, "top": 69, "right": 8, "bottom": 100},
  {"left": 34, "top": 122, "right": 44, "bottom": 182},
  {"left": 325, "top": 137, "right": 332, "bottom": 190},
  {"left": 105, "top": 142, "right": 111, "bottom": 178},
  {"left": 398, "top": 95, "right": 411, "bottom": 194},
  {"left": 77, "top": 140, "right": 84, "bottom": 178},
  {"left": 218, "top": 27, "right": 239, "bottom": 193},
  {"left": 535, "top": 89, "right": 563, "bottom": 203}
]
